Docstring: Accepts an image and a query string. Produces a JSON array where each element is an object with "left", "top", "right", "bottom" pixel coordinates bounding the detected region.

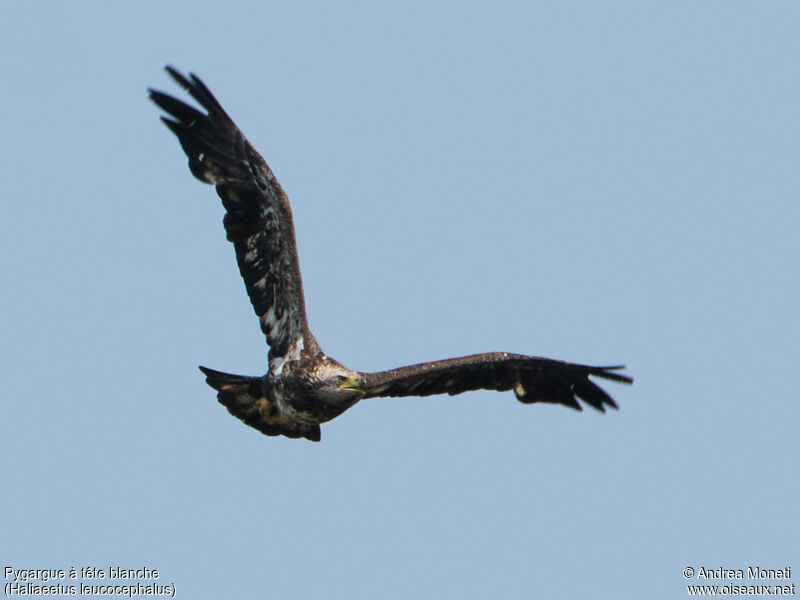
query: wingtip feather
[
  {"left": 589, "top": 365, "right": 633, "bottom": 385},
  {"left": 164, "top": 65, "right": 191, "bottom": 90}
]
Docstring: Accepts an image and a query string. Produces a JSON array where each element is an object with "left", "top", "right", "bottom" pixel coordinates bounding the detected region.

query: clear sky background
[{"left": 2, "top": 2, "right": 798, "bottom": 598}]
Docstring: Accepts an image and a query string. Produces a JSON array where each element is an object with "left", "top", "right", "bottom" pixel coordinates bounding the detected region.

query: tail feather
[{"left": 198, "top": 366, "right": 321, "bottom": 442}]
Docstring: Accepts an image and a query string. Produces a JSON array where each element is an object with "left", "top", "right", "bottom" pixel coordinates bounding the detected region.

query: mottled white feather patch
[
  {"left": 269, "top": 356, "right": 285, "bottom": 377},
  {"left": 261, "top": 306, "right": 276, "bottom": 328},
  {"left": 269, "top": 336, "right": 304, "bottom": 377},
  {"left": 286, "top": 336, "right": 304, "bottom": 362}
]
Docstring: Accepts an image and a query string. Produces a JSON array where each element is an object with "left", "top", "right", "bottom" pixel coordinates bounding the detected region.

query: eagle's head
[{"left": 307, "top": 357, "right": 365, "bottom": 405}]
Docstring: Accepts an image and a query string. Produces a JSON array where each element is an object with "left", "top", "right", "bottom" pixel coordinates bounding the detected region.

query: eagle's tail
[
  {"left": 198, "top": 366, "right": 321, "bottom": 442},
  {"left": 199, "top": 366, "right": 258, "bottom": 391}
]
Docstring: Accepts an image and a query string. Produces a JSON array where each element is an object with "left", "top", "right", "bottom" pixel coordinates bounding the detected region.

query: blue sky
[{"left": 2, "top": 2, "right": 798, "bottom": 598}]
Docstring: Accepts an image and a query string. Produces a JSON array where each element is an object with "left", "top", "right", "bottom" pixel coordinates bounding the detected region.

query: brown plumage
[{"left": 149, "top": 66, "right": 632, "bottom": 442}]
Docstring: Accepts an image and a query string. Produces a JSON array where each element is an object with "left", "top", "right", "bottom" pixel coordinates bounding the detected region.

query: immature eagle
[{"left": 149, "top": 66, "right": 632, "bottom": 442}]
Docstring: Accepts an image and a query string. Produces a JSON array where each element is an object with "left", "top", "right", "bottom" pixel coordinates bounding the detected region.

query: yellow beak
[{"left": 340, "top": 377, "right": 365, "bottom": 395}]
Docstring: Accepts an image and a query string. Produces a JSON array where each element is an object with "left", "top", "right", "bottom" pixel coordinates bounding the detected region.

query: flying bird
[{"left": 149, "top": 66, "right": 632, "bottom": 442}]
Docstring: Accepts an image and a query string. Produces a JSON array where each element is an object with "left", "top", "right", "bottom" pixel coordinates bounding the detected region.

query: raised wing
[
  {"left": 360, "top": 352, "right": 632, "bottom": 412},
  {"left": 149, "top": 67, "right": 316, "bottom": 362}
]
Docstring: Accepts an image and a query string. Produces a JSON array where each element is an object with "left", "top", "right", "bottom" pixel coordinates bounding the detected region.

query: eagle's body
[{"left": 149, "top": 67, "right": 632, "bottom": 442}]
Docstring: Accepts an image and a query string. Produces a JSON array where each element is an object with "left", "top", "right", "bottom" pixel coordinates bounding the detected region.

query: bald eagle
[{"left": 149, "top": 67, "right": 632, "bottom": 442}]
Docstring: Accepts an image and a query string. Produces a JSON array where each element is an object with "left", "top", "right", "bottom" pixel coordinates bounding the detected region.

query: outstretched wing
[
  {"left": 149, "top": 67, "right": 316, "bottom": 362},
  {"left": 360, "top": 353, "right": 632, "bottom": 412}
]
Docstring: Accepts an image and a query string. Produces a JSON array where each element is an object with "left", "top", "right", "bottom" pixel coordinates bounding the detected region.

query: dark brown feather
[
  {"left": 360, "top": 353, "right": 632, "bottom": 412},
  {"left": 149, "top": 67, "right": 317, "bottom": 362}
]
